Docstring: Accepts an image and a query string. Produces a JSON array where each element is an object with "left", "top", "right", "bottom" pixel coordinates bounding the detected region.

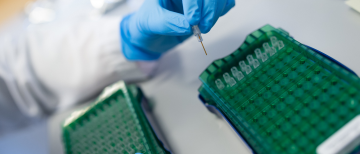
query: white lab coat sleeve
[{"left": 0, "top": 17, "right": 158, "bottom": 120}]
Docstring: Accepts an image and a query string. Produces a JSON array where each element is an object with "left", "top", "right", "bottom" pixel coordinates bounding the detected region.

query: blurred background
[
  {"left": 0, "top": 0, "right": 32, "bottom": 24},
  {"left": 0, "top": 0, "right": 360, "bottom": 154}
]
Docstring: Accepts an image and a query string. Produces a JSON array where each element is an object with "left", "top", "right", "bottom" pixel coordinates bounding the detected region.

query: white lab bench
[{"left": 1, "top": 0, "right": 360, "bottom": 154}]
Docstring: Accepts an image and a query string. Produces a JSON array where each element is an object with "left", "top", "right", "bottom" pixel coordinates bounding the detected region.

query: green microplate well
[
  {"left": 62, "top": 81, "right": 170, "bottom": 154},
  {"left": 199, "top": 24, "right": 360, "bottom": 154}
]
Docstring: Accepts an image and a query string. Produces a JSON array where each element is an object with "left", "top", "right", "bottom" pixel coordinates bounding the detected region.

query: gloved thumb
[{"left": 144, "top": 6, "right": 192, "bottom": 36}]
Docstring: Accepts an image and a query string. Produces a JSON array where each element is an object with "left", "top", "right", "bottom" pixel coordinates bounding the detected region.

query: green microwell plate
[
  {"left": 62, "top": 81, "right": 170, "bottom": 154},
  {"left": 198, "top": 25, "right": 360, "bottom": 154}
]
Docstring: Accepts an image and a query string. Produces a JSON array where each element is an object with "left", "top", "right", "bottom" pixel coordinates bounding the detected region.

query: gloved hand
[{"left": 120, "top": 0, "right": 235, "bottom": 60}]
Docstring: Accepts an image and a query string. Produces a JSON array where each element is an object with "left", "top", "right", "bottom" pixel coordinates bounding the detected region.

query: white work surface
[{"left": 1, "top": 0, "right": 360, "bottom": 154}]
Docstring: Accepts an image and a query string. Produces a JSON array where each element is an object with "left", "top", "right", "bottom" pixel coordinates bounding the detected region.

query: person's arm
[
  {"left": 0, "top": 17, "right": 157, "bottom": 121},
  {"left": 0, "top": 0, "right": 235, "bottom": 130}
]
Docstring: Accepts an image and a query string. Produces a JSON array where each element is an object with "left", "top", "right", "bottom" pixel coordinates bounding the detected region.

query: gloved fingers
[
  {"left": 182, "top": 0, "right": 202, "bottom": 25},
  {"left": 176, "top": 34, "right": 192, "bottom": 43},
  {"left": 220, "top": 0, "right": 235, "bottom": 16},
  {"left": 198, "top": 0, "right": 227, "bottom": 33},
  {"left": 145, "top": 6, "right": 192, "bottom": 36},
  {"left": 150, "top": 34, "right": 191, "bottom": 52},
  {"left": 164, "top": 0, "right": 183, "bottom": 14}
]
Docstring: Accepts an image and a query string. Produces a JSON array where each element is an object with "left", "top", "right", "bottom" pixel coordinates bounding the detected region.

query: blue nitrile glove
[{"left": 120, "top": 0, "right": 236, "bottom": 60}]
